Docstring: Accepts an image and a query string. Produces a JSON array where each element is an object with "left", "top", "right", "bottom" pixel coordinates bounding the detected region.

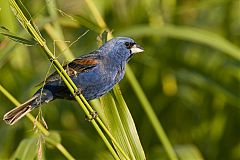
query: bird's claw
[
  {"left": 73, "top": 89, "right": 81, "bottom": 97},
  {"left": 85, "top": 111, "right": 98, "bottom": 121},
  {"left": 49, "top": 57, "right": 56, "bottom": 62}
]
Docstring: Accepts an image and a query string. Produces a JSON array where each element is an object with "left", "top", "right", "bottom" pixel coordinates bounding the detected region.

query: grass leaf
[
  {"left": 11, "top": 137, "right": 38, "bottom": 160},
  {"left": 45, "top": 131, "right": 62, "bottom": 148},
  {"left": 100, "top": 93, "right": 135, "bottom": 159},
  {"left": 0, "top": 26, "right": 36, "bottom": 45},
  {"left": 175, "top": 145, "right": 204, "bottom": 160},
  {"left": 100, "top": 84, "right": 146, "bottom": 160},
  {"left": 113, "top": 84, "right": 146, "bottom": 160}
]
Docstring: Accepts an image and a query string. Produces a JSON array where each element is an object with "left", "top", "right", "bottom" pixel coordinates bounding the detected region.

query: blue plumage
[{"left": 3, "top": 37, "right": 144, "bottom": 125}]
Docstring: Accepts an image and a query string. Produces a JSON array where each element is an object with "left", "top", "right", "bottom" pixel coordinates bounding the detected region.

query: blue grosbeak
[{"left": 3, "top": 37, "right": 144, "bottom": 125}]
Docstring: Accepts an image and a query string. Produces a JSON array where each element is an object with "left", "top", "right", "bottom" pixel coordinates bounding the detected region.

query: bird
[{"left": 3, "top": 37, "right": 144, "bottom": 125}]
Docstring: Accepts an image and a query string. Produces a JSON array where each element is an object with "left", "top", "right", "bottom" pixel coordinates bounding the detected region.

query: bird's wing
[{"left": 39, "top": 53, "right": 101, "bottom": 85}]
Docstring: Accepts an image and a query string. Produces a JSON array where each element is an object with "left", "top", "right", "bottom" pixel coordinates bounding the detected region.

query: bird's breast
[{"left": 75, "top": 64, "right": 125, "bottom": 100}]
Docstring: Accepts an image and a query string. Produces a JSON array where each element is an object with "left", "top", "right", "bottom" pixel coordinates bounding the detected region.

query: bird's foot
[
  {"left": 73, "top": 89, "right": 81, "bottom": 97},
  {"left": 85, "top": 110, "right": 98, "bottom": 121},
  {"left": 49, "top": 57, "right": 56, "bottom": 63}
]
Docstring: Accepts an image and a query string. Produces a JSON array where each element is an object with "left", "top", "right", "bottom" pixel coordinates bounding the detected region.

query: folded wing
[{"left": 43, "top": 54, "right": 100, "bottom": 85}]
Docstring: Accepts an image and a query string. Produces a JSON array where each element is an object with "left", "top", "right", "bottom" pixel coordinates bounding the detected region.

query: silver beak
[{"left": 130, "top": 44, "right": 144, "bottom": 54}]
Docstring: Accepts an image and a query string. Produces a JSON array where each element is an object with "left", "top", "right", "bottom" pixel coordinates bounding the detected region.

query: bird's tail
[
  {"left": 3, "top": 89, "right": 53, "bottom": 125},
  {"left": 3, "top": 95, "right": 39, "bottom": 125}
]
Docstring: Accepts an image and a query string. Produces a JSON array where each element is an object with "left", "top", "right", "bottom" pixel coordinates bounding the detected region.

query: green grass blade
[
  {"left": 113, "top": 84, "right": 146, "bottom": 160},
  {"left": 100, "top": 93, "right": 134, "bottom": 160},
  {"left": 0, "top": 26, "right": 36, "bottom": 45}
]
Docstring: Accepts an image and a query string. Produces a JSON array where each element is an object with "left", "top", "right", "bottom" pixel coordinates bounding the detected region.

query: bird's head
[{"left": 99, "top": 37, "right": 144, "bottom": 62}]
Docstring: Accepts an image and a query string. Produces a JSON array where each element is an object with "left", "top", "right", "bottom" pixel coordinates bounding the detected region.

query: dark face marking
[{"left": 124, "top": 42, "right": 136, "bottom": 49}]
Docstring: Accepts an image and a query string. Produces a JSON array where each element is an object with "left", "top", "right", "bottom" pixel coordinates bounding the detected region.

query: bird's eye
[{"left": 125, "top": 42, "right": 131, "bottom": 49}]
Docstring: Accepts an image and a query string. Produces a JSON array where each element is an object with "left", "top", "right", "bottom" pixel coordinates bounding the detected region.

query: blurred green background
[{"left": 1, "top": 0, "right": 240, "bottom": 159}]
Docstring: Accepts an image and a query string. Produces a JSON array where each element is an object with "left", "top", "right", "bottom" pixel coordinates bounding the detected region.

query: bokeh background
[{"left": 1, "top": 0, "right": 240, "bottom": 159}]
